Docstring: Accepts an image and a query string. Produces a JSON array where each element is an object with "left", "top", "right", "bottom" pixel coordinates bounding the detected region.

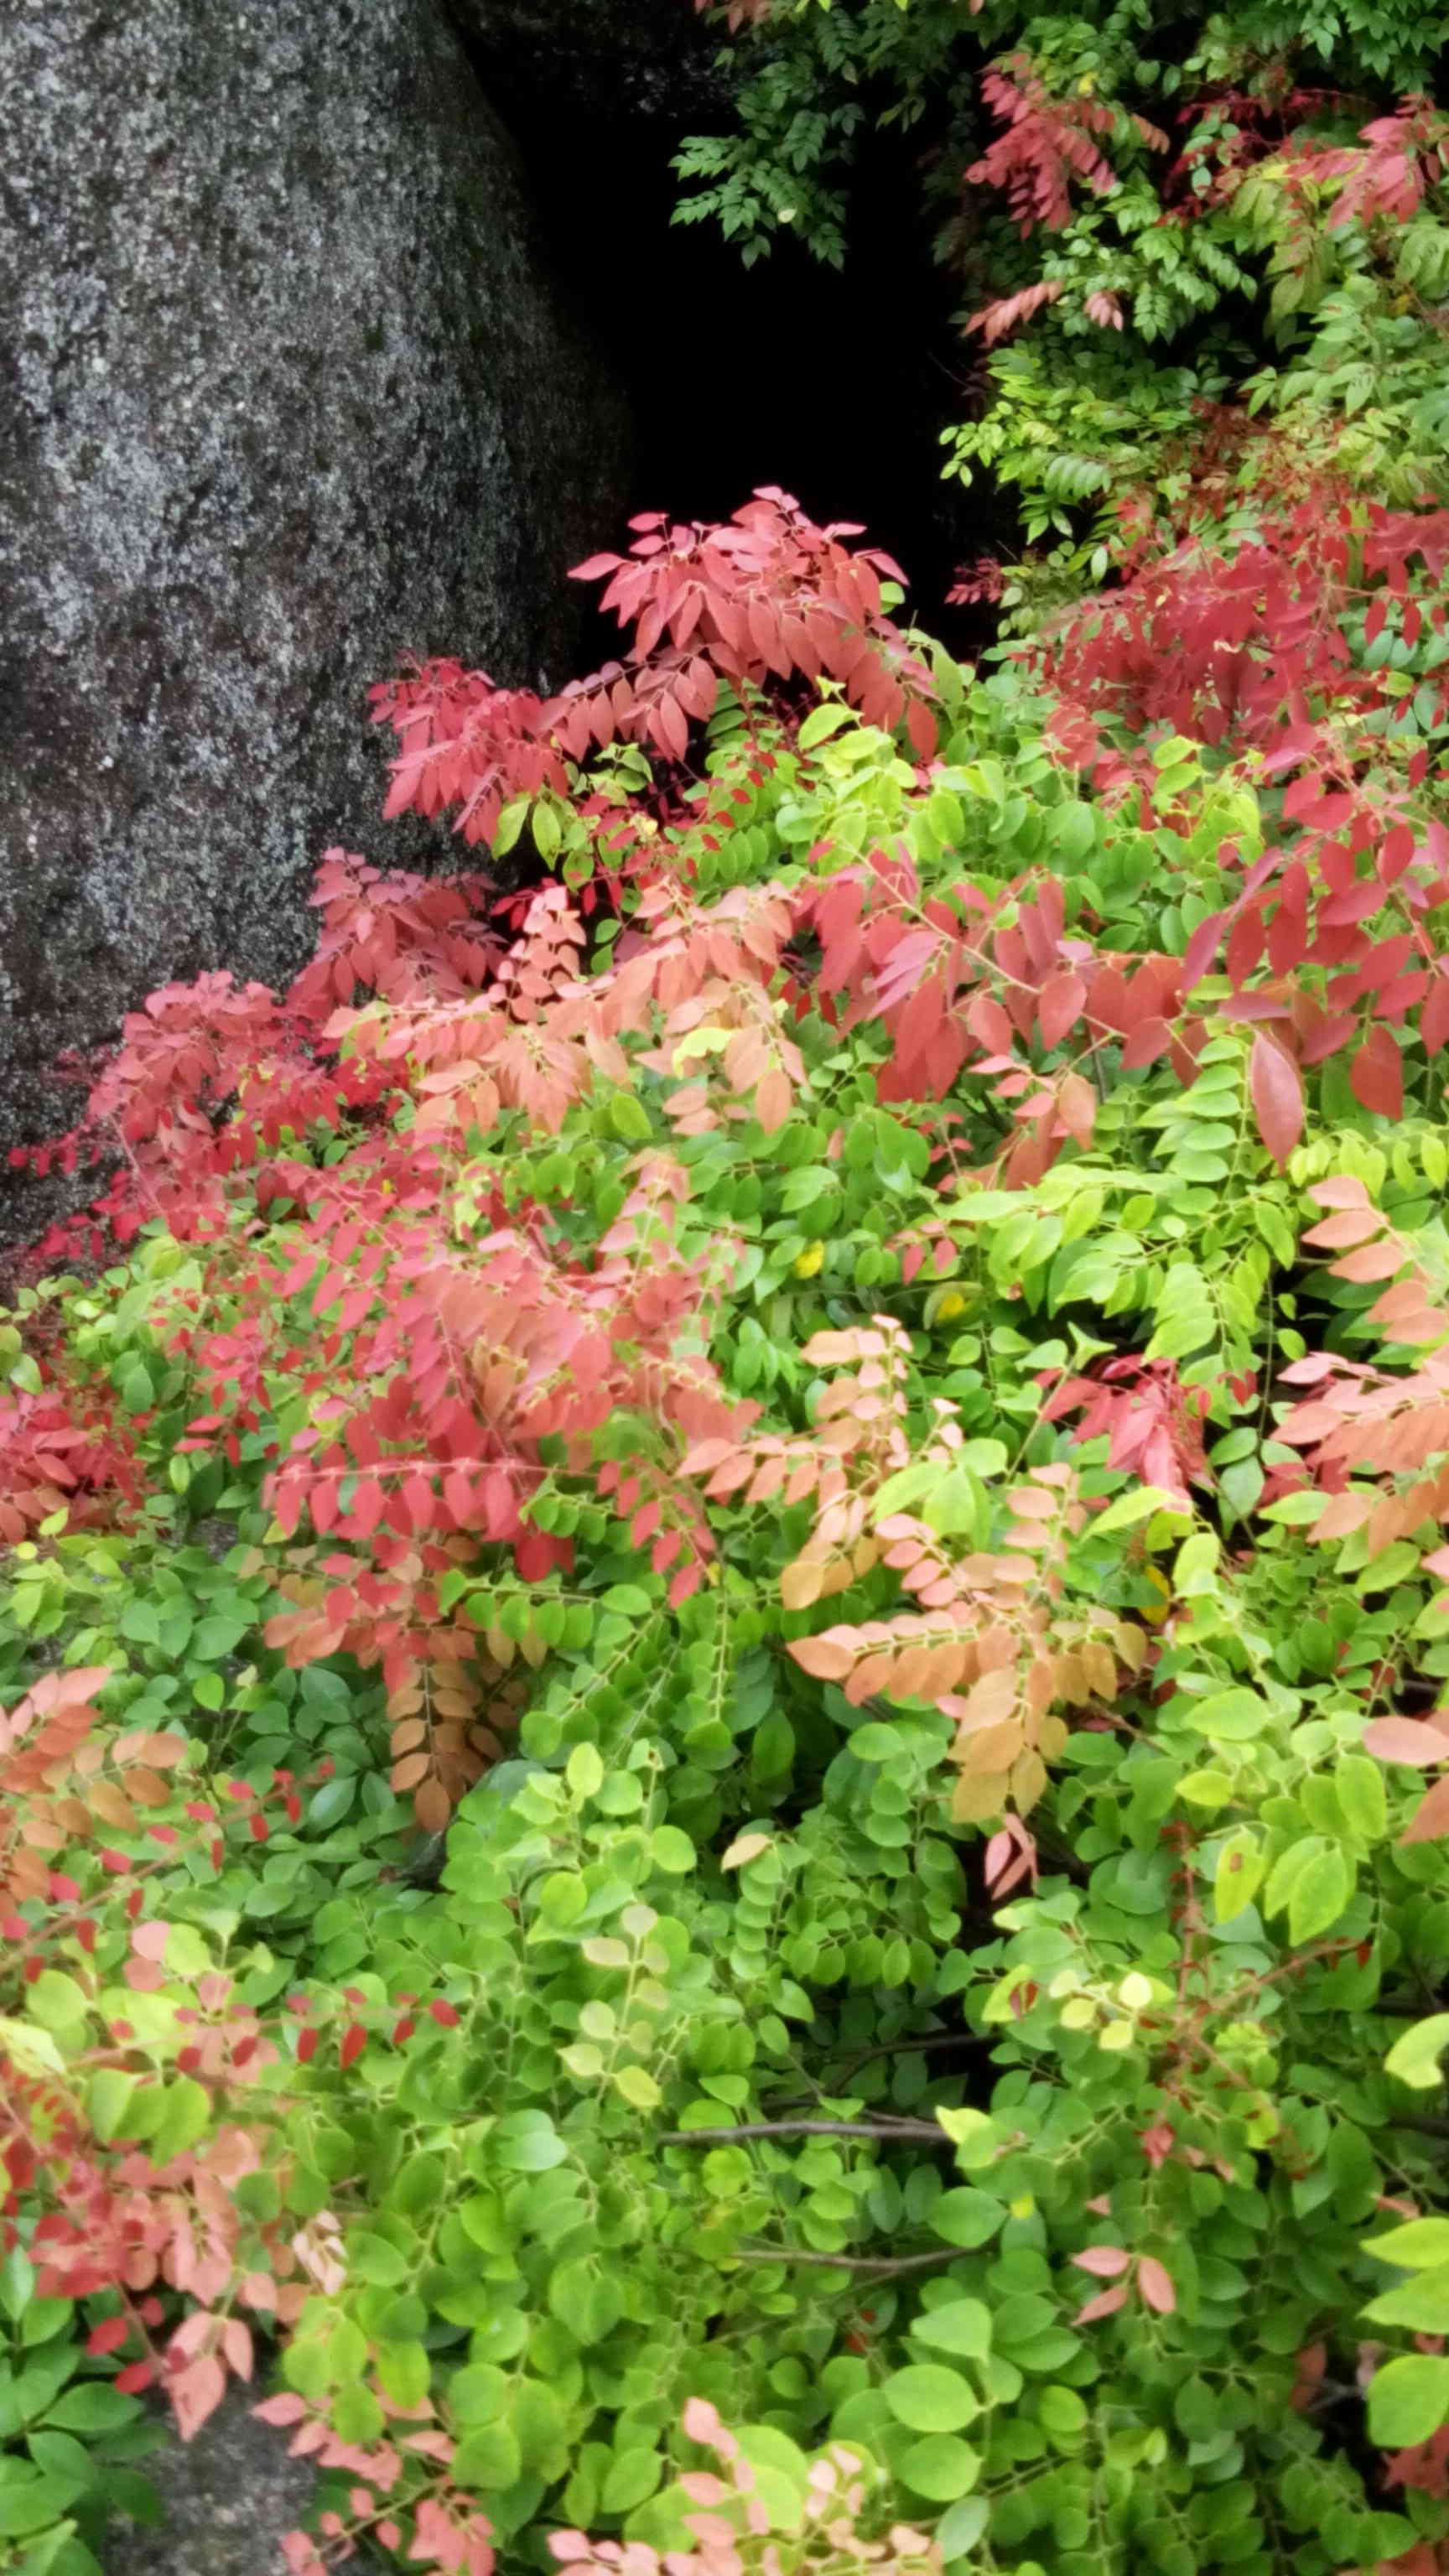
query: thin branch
[
  {"left": 726, "top": 2246, "right": 963, "bottom": 2277},
  {"left": 766, "top": 2030, "right": 994, "bottom": 2111},
  {"left": 660, "top": 2117, "right": 947, "bottom": 2148},
  {"left": 819, "top": 2030, "right": 993, "bottom": 2070}
]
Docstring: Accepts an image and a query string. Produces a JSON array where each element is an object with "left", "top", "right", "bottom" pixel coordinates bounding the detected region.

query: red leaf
[
  {"left": 1038, "top": 971, "right": 1087, "bottom": 1052},
  {"left": 1181, "top": 909, "right": 1225, "bottom": 991},
  {"left": 1350, "top": 1026, "right": 1403, "bottom": 1119},
  {"left": 339, "top": 2023, "right": 366, "bottom": 2070},
  {"left": 428, "top": 1998, "right": 460, "bottom": 2028},
  {"left": 1249, "top": 1035, "right": 1304, "bottom": 1169},
  {"left": 1422, "top": 972, "right": 1449, "bottom": 1056},
  {"left": 1137, "top": 2257, "right": 1176, "bottom": 2314},
  {"left": 906, "top": 700, "right": 938, "bottom": 761}
]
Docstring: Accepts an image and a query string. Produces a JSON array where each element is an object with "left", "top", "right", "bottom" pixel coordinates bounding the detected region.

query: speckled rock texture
[
  {"left": 446, "top": 0, "right": 730, "bottom": 124},
  {"left": 0, "top": 0, "right": 628, "bottom": 1238},
  {"left": 103, "top": 2383, "right": 350, "bottom": 2576}
]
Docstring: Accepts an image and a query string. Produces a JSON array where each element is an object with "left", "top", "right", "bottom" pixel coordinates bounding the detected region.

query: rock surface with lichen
[{"left": 0, "top": 0, "right": 627, "bottom": 1240}]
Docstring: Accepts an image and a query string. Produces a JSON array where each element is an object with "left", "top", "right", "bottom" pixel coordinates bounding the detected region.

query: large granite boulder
[{"left": 1, "top": 0, "right": 628, "bottom": 1234}]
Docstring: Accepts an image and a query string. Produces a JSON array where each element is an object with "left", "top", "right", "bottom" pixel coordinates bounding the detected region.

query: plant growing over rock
[{"left": 8, "top": 477, "right": 1449, "bottom": 2576}]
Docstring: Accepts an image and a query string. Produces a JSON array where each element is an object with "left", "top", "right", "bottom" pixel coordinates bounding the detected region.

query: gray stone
[
  {"left": 104, "top": 2383, "right": 331, "bottom": 2576},
  {"left": 1, "top": 0, "right": 628, "bottom": 1236}
]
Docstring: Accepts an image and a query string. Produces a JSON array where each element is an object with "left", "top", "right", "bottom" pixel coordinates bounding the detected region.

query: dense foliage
[
  {"left": 8, "top": 465, "right": 1449, "bottom": 2576},
  {"left": 679, "top": 0, "right": 1449, "bottom": 607},
  {"left": 8, "top": 6, "right": 1449, "bottom": 2567}
]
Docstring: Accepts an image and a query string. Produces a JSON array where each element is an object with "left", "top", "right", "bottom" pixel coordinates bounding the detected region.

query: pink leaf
[
  {"left": 171, "top": 2355, "right": 227, "bottom": 2441},
  {"left": 1072, "top": 2244, "right": 1130, "bottom": 2277},
  {"left": 254, "top": 2395, "right": 310, "bottom": 2428},
  {"left": 1074, "top": 2284, "right": 1129, "bottom": 2324},
  {"left": 1137, "top": 2257, "right": 1176, "bottom": 2314},
  {"left": 1363, "top": 1717, "right": 1449, "bottom": 1767}
]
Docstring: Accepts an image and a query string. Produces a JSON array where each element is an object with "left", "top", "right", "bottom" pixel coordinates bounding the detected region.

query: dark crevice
[{"left": 449, "top": 12, "right": 995, "bottom": 661}]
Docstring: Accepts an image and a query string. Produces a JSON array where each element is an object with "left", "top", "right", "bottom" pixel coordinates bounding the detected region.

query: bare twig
[
  {"left": 766, "top": 2029, "right": 994, "bottom": 2109},
  {"left": 660, "top": 2117, "right": 947, "bottom": 2148},
  {"left": 725, "top": 2246, "right": 963, "bottom": 2277}
]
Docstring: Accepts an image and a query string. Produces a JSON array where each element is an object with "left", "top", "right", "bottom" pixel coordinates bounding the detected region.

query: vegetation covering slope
[{"left": 6, "top": 7, "right": 1449, "bottom": 2576}]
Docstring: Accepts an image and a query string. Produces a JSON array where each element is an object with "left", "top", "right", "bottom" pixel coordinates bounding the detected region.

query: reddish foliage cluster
[
  {"left": 1041, "top": 1358, "right": 1216, "bottom": 1506},
  {"left": 1040, "top": 493, "right": 1449, "bottom": 749},
  {"left": 1021, "top": 495, "right": 1449, "bottom": 1158},
  {"left": 0, "top": 1379, "right": 148, "bottom": 1545},
  {"left": 551, "top": 2399, "right": 940, "bottom": 2576},
  {"left": 1274, "top": 95, "right": 1449, "bottom": 231},
  {"left": 0, "top": 1676, "right": 329, "bottom": 2439},
  {"left": 372, "top": 493, "right": 937, "bottom": 850},
  {"left": 257, "top": 2386, "right": 497, "bottom": 2576},
  {"left": 964, "top": 52, "right": 1166, "bottom": 238}
]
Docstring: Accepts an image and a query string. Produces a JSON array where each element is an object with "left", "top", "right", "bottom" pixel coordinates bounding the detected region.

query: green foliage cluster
[
  {"left": 679, "top": 0, "right": 1449, "bottom": 590},
  {"left": 0, "top": 2251, "right": 160, "bottom": 2572}
]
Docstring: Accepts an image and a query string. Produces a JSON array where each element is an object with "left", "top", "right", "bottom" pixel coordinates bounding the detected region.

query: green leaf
[
  {"left": 609, "top": 1093, "right": 653, "bottom": 1144},
  {"left": 650, "top": 1826, "right": 695, "bottom": 1874},
  {"left": 148, "top": 2078, "right": 211, "bottom": 2166},
  {"left": 1093, "top": 1486, "right": 1189, "bottom": 1536},
  {"left": 1289, "top": 1844, "right": 1351, "bottom": 1943},
  {"left": 548, "top": 2262, "right": 623, "bottom": 2346},
  {"left": 450, "top": 2423, "right": 522, "bottom": 2490},
  {"left": 1364, "top": 2220, "right": 1449, "bottom": 2271},
  {"left": 493, "top": 2115, "right": 569, "bottom": 2173},
  {"left": 331, "top": 2383, "right": 385, "bottom": 2448},
  {"left": 935, "top": 2498, "right": 989, "bottom": 2558},
  {"left": 1182, "top": 1688, "right": 1271, "bottom": 1742},
  {"left": 1368, "top": 2353, "right": 1449, "bottom": 2449},
  {"left": 376, "top": 2342, "right": 431, "bottom": 2412},
  {"left": 614, "top": 2064, "right": 662, "bottom": 2110},
  {"left": 1335, "top": 1754, "right": 1387, "bottom": 1842},
  {"left": 896, "top": 2434, "right": 982, "bottom": 2501},
  {"left": 602, "top": 2449, "right": 665, "bottom": 2514},
  {"left": 1385, "top": 2017, "right": 1449, "bottom": 2092},
  {"left": 567, "top": 1743, "right": 605, "bottom": 1801},
  {"left": 910, "top": 2299, "right": 991, "bottom": 2360},
  {"left": 1363, "top": 2264, "right": 1449, "bottom": 2333},
  {"left": 449, "top": 2366, "right": 509, "bottom": 2425},
  {"left": 883, "top": 2366, "right": 979, "bottom": 2433},
  {"left": 349, "top": 2232, "right": 411, "bottom": 2288},
  {"left": 930, "top": 2189, "right": 1005, "bottom": 2250},
  {"left": 25, "top": 1976, "right": 88, "bottom": 2039},
  {"left": 0, "top": 2251, "right": 35, "bottom": 2324},
  {"left": 1213, "top": 1829, "right": 1264, "bottom": 1924},
  {"left": 39, "top": 2385, "right": 138, "bottom": 2434}
]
